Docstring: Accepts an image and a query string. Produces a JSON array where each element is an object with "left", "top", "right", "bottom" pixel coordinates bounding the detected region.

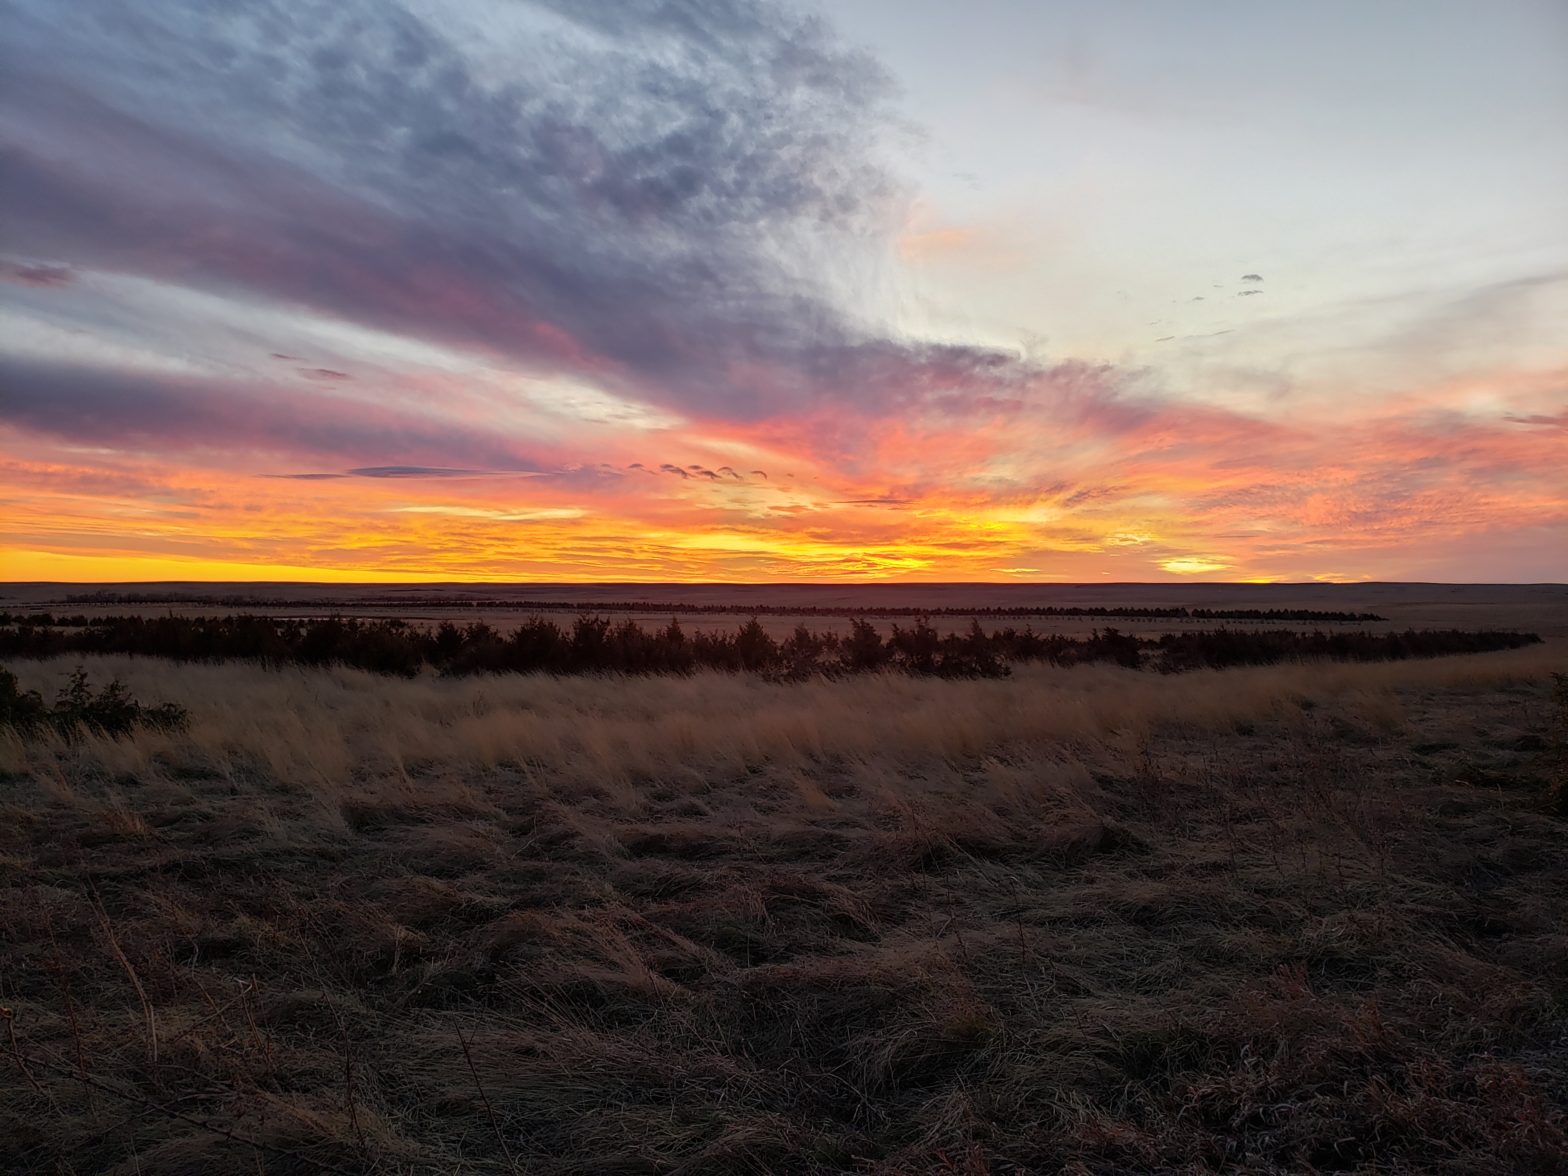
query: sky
[{"left": 1, "top": 0, "right": 1565, "bottom": 584}]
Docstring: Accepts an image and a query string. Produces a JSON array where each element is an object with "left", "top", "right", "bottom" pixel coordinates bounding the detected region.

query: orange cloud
[
  {"left": 897, "top": 224, "right": 979, "bottom": 260},
  {"left": 2, "top": 355, "right": 1564, "bottom": 583}
]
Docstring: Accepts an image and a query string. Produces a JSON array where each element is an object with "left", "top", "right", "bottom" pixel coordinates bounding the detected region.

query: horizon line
[{"left": 3, "top": 580, "right": 1564, "bottom": 590}]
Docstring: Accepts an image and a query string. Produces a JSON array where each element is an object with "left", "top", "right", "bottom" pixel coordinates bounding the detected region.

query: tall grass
[
  {"left": 2, "top": 643, "right": 1557, "bottom": 792},
  {"left": 3, "top": 647, "right": 1564, "bottom": 1173}
]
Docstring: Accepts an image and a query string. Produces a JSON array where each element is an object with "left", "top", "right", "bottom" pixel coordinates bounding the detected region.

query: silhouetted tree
[{"left": 842, "top": 619, "right": 887, "bottom": 672}]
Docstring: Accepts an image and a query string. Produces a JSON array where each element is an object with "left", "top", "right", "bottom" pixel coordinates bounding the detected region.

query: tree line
[
  {"left": 54, "top": 593, "right": 1386, "bottom": 623},
  {"left": 0, "top": 613, "right": 1539, "bottom": 679}
]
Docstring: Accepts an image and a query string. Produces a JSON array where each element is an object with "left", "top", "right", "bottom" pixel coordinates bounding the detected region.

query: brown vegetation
[
  {"left": 0, "top": 611, "right": 1540, "bottom": 678},
  {"left": 3, "top": 648, "right": 1566, "bottom": 1173},
  {"left": 54, "top": 592, "right": 1390, "bottom": 623}
]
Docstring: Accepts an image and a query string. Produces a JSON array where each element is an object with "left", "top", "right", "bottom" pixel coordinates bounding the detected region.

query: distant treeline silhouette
[
  {"left": 0, "top": 613, "right": 1538, "bottom": 678},
  {"left": 57, "top": 592, "right": 1386, "bottom": 623}
]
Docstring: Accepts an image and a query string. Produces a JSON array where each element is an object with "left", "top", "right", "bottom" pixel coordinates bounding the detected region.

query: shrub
[
  {"left": 0, "top": 616, "right": 1540, "bottom": 680},
  {"left": 0, "top": 666, "right": 188, "bottom": 738},
  {"left": 842, "top": 619, "right": 888, "bottom": 673},
  {"left": 0, "top": 666, "right": 48, "bottom": 730}
]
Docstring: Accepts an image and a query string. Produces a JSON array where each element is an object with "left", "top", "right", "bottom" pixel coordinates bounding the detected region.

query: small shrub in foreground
[{"left": 0, "top": 665, "right": 188, "bottom": 738}]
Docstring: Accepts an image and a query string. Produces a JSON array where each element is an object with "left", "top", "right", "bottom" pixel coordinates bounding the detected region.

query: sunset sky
[{"left": 2, "top": 0, "right": 1565, "bottom": 583}]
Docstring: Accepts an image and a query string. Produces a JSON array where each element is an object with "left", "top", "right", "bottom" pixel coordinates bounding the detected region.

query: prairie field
[
  {"left": 3, "top": 637, "right": 1567, "bottom": 1173},
  {"left": 12, "top": 581, "right": 1567, "bottom": 640}
]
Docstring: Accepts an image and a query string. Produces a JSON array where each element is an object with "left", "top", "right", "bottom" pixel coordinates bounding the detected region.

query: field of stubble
[{"left": 2, "top": 644, "right": 1566, "bottom": 1174}]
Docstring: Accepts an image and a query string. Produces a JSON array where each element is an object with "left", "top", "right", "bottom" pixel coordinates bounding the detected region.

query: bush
[
  {"left": 0, "top": 617, "right": 1541, "bottom": 681},
  {"left": 0, "top": 666, "right": 188, "bottom": 738},
  {"left": 0, "top": 666, "right": 47, "bottom": 730}
]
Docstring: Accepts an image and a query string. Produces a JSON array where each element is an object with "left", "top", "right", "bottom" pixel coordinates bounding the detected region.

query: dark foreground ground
[{"left": 2, "top": 654, "right": 1566, "bottom": 1174}]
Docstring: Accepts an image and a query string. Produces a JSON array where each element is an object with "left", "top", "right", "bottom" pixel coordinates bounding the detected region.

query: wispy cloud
[
  {"left": 1, "top": 0, "right": 962, "bottom": 425},
  {"left": 386, "top": 505, "right": 584, "bottom": 521},
  {"left": 1, "top": 260, "right": 74, "bottom": 287}
]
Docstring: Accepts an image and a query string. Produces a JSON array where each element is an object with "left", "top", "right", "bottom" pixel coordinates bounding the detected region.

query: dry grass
[
  {"left": 2, "top": 647, "right": 1566, "bottom": 1173},
  {"left": 2, "top": 644, "right": 1560, "bottom": 790}
]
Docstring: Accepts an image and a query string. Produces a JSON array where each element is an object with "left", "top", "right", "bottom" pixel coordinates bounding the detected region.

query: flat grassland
[
  {"left": 10, "top": 580, "right": 1566, "bottom": 639},
  {"left": 2, "top": 585, "right": 1566, "bottom": 1174}
]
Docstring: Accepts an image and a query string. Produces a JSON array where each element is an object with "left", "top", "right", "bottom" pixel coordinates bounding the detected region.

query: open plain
[
  {"left": 2, "top": 584, "right": 1565, "bottom": 1174},
  {"left": 5, "top": 581, "right": 1565, "bottom": 639}
]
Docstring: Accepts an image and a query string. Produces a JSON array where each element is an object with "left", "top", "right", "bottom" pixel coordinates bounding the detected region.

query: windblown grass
[{"left": 2, "top": 646, "right": 1565, "bottom": 1173}]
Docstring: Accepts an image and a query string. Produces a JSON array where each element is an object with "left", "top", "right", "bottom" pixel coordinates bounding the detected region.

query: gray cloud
[
  {"left": 0, "top": 354, "right": 547, "bottom": 472},
  {"left": 0, "top": 0, "right": 1170, "bottom": 491},
  {"left": 0, "top": 259, "right": 74, "bottom": 287},
  {"left": 2, "top": 0, "right": 1016, "bottom": 430},
  {"left": 837, "top": 494, "right": 912, "bottom": 507},
  {"left": 1505, "top": 411, "right": 1567, "bottom": 429},
  {"left": 1241, "top": 273, "right": 1263, "bottom": 282},
  {"left": 346, "top": 466, "right": 529, "bottom": 479}
]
